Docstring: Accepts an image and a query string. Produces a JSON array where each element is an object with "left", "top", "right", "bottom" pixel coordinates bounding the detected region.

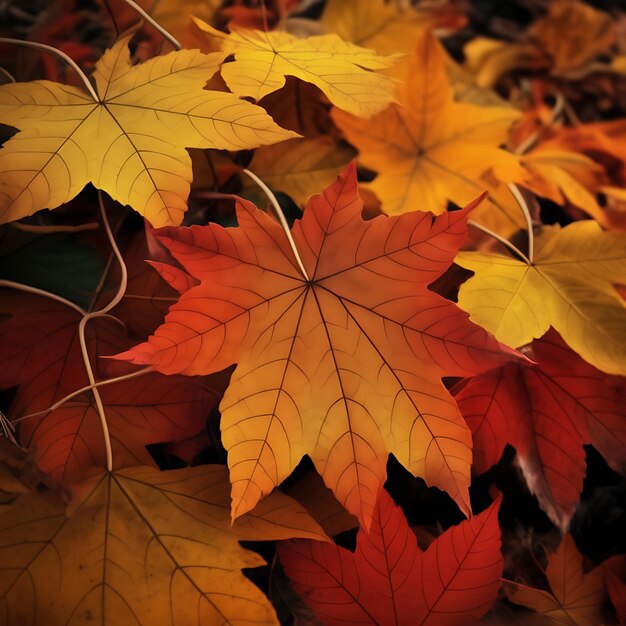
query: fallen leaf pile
[{"left": 0, "top": 1, "right": 624, "bottom": 624}]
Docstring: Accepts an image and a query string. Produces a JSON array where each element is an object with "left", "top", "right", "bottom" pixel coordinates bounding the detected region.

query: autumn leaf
[
  {"left": 464, "top": 0, "right": 616, "bottom": 87},
  {"left": 519, "top": 149, "right": 607, "bottom": 223},
  {"left": 507, "top": 535, "right": 606, "bottom": 626},
  {"left": 321, "top": 0, "right": 464, "bottom": 55},
  {"left": 331, "top": 30, "right": 525, "bottom": 224},
  {"left": 0, "top": 464, "right": 326, "bottom": 626},
  {"left": 114, "top": 163, "right": 518, "bottom": 527},
  {"left": 454, "top": 330, "right": 626, "bottom": 530},
  {"left": 0, "top": 35, "right": 296, "bottom": 227},
  {"left": 192, "top": 19, "right": 398, "bottom": 117},
  {"left": 243, "top": 136, "right": 355, "bottom": 206},
  {"left": 0, "top": 295, "right": 221, "bottom": 484},
  {"left": 456, "top": 220, "right": 626, "bottom": 375},
  {"left": 278, "top": 489, "right": 503, "bottom": 626}
]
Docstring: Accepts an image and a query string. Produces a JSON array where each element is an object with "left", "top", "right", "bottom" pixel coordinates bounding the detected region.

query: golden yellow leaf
[
  {"left": 464, "top": 37, "right": 547, "bottom": 89},
  {"left": 244, "top": 136, "right": 355, "bottom": 205},
  {"left": 192, "top": 19, "right": 397, "bottom": 117},
  {"left": 508, "top": 535, "right": 606, "bottom": 626},
  {"left": 321, "top": 0, "right": 436, "bottom": 55},
  {"left": 0, "top": 465, "right": 326, "bottom": 626},
  {"left": 456, "top": 221, "right": 626, "bottom": 375},
  {"left": 0, "top": 36, "right": 296, "bottom": 227},
  {"left": 331, "top": 30, "right": 525, "bottom": 220}
]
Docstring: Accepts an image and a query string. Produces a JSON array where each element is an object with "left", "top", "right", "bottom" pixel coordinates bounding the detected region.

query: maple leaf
[
  {"left": 507, "top": 535, "right": 606, "bottom": 626},
  {"left": 0, "top": 464, "right": 326, "bottom": 626},
  {"left": 114, "top": 163, "right": 517, "bottom": 527},
  {"left": 192, "top": 19, "right": 397, "bottom": 117},
  {"left": 0, "top": 35, "right": 296, "bottom": 227},
  {"left": 321, "top": 0, "right": 465, "bottom": 55},
  {"left": 0, "top": 295, "right": 221, "bottom": 484},
  {"left": 331, "top": 30, "right": 525, "bottom": 222},
  {"left": 278, "top": 489, "right": 503, "bottom": 626},
  {"left": 243, "top": 136, "right": 355, "bottom": 206},
  {"left": 454, "top": 330, "right": 626, "bottom": 530},
  {"left": 456, "top": 220, "right": 626, "bottom": 375}
]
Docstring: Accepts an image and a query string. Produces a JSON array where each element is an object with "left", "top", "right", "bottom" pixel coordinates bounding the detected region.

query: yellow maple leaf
[
  {"left": 0, "top": 35, "right": 296, "bottom": 227},
  {"left": 508, "top": 535, "right": 606, "bottom": 626},
  {"left": 0, "top": 465, "right": 326, "bottom": 625},
  {"left": 331, "top": 30, "right": 525, "bottom": 222},
  {"left": 321, "top": 0, "right": 438, "bottom": 55},
  {"left": 456, "top": 221, "right": 626, "bottom": 375},
  {"left": 192, "top": 18, "right": 397, "bottom": 117}
]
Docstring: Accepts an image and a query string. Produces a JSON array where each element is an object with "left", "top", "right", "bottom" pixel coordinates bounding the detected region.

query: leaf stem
[
  {"left": 0, "top": 66, "right": 16, "bottom": 83},
  {"left": 117, "top": 0, "right": 182, "bottom": 50},
  {"left": 11, "top": 367, "right": 153, "bottom": 426},
  {"left": 0, "top": 37, "right": 99, "bottom": 102},
  {"left": 467, "top": 220, "right": 531, "bottom": 265},
  {"left": 242, "top": 168, "right": 310, "bottom": 280},
  {"left": 507, "top": 183, "right": 534, "bottom": 263},
  {"left": 76, "top": 192, "right": 129, "bottom": 472},
  {"left": 0, "top": 279, "right": 87, "bottom": 315}
]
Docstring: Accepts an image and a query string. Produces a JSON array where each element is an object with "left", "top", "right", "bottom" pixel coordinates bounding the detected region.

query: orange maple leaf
[{"left": 115, "top": 163, "right": 519, "bottom": 527}]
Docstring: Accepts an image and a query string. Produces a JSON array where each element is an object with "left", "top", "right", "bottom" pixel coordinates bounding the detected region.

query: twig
[
  {"left": 117, "top": 0, "right": 182, "bottom": 50},
  {"left": 0, "top": 66, "right": 16, "bottom": 83},
  {"left": 76, "top": 192, "right": 129, "bottom": 472},
  {"left": 0, "top": 37, "right": 99, "bottom": 101},
  {"left": 11, "top": 367, "right": 153, "bottom": 426},
  {"left": 507, "top": 183, "right": 534, "bottom": 263},
  {"left": 468, "top": 220, "right": 531, "bottom": 265},
  {"left": 0, "top": 279, "right": 87, "bottom": 315},
  {"left": 242, "top": 168, "right": 310, "bottom": 280}
]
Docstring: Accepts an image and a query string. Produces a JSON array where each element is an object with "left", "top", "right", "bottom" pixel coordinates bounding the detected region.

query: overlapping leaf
[
  {"left": 454, "top": 330, "right": 626, "bottom": 530},
  {"left": 0, "top": 295, "right": 220, "bottom": 483},
  {"left": 332, "top": 30, "right": 525, "bottom": 226},
  {"left": 0, "top": 35, "right": 296, "bottom": 227},
  {"left": 193, "top": 19, "right": 397, "bottom": 117},
  {"left": 115, "top": 163, "right": 518, "bottom": 527},
  {"left": 243, "top": 136, "right": 355, "bottom": 206},
  {"left": 0, "top": 465, "right": 326, "bottom": 626},
  {"left": 456, "top": 220, "right": 626, "bottom": 374},
  {"left": 278, "top": 489, "right": 503, "bottom": 626},
  {"left": 508, "top": 535, "right": 606, "bottom": 626}
]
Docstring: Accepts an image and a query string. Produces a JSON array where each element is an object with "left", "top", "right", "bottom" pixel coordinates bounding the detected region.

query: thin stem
[
  {"left": 118, "top": 0, "right": 182, "bottom": 50},
  {"left": 0, "top": 279, "right": 86, "bottom": 315},
  {"left": 11, "top": 367, "right": 153, "bottom": 426},
  {"left": 468, "top": 220, "right": 531, "bottom": 265},
  {"left": 76, "top": 193, "right": 129, "bottom": 472},
  {"left": 10, "top": 221, "right": 99, "bottom": 234},
  {"left": 0, "top": 410, "right": 17, "bottom": 444},
  {"left": 0, "top": 37, "right": 99, "bottom": 101},
  {"left": 242, "top": 168, "right": 310, "bottom": 280},
  {"left": 507, "top": 183, "right": 534, "bottom": 263},
  {"left": 0, "top": 66, "right": 16, "bottom": 83},
  {"left": 87, "top": 211, "right": 126, "bottom": 313}
]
